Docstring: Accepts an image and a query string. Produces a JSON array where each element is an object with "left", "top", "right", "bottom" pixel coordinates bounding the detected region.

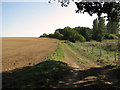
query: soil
[
  {"left": 56, "top": 43, "right": 119, "bottom": 88},
  {"left": 2, "top": 38, "right": 119, "bottom": 88},
  {"left": 2, "top": 37, "right": 59, "bottom": 72}
]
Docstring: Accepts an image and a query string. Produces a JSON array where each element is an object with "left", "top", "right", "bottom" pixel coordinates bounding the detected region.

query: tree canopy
[
  {"left": 107, "top": 20, "right": 119, "bottom": 34},
  {"left": 49, "top": 0, "right": 120, "bottom": 21}
]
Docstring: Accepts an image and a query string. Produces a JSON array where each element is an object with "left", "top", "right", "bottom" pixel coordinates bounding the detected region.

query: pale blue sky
[{"left": 2, "top": 2, "right": 99, "bottom": 37}]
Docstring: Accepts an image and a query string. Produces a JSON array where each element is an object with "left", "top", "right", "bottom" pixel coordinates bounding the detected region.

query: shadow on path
[
  {"left": 58, "top": 65, "right": 120, "bottom": 89},
  {"left": 2, "top": 60, "right": 120, "bottom": 89}
]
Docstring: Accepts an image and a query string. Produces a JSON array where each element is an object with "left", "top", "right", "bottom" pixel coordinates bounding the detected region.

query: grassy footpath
[
  {"left": 3, "top": 42, "right": 72, "bottom": 89},
  {"left": 65, "top": 41, "right": 116, "bottom": 65},
  {"left": 63, "top": 43, "right": 88, "bottom": 64}
]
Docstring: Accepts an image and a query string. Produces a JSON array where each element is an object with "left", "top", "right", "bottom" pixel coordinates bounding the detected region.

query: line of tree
[
  {"left": 93, "top": 17, "right": 119, "bottom": 41},
  {"left": 40, "top": 26, "right": 87, "bottom": 42},
  {"left": 92, "top": 17, "right": 107, "bottom": 41},
  {"left": 40, "top": 17, "right": 119, "bottom": 42}
]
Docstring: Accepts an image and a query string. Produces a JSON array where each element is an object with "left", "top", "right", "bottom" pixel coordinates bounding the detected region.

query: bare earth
[
  {"left": 2, "top": 38, "right": 119, "bottom": 88},
  {"left": 2, "top": 37, "right": 59, "bottom": 72},
  {"left": 57, "top": 43, "right": 116, "bottom": 88}
]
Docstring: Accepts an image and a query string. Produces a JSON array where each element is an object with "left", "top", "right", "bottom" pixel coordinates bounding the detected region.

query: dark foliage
[
  {"left": 74, "top": 27, "right": 93, "bottom": 41},
  {"left": 75, "top": 2, "right": 120, "bottom": 21},
  {"left": 104, "top": 34, "right": 118, "bottom": 39},
  {"left": 3, "top": 61, "right": 120, "bottom": 88},
  {"left": 2, "top": 60, "right": 72, "bottom": 88}
]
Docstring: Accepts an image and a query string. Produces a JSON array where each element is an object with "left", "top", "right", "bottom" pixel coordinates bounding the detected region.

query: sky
[{"left": 2, "top": 1, "right": 99, "bottom": 37}]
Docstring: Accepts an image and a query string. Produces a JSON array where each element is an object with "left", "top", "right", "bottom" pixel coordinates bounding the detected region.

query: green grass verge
[{"left": 45, "top": 42, "right": 65, "bottom": 61}]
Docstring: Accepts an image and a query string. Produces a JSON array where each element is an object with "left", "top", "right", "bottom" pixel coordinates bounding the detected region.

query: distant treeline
[{"left": 40, "top": 17, "right": 119, "bottom": 42}]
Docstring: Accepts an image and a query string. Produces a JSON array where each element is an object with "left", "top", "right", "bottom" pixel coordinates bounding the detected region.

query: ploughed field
[
  {"left": 2, "top": 38, "right": 120, "bottom": 88},
  {"left": 2, "top": 37, "right": 59, "bottom": 72}
]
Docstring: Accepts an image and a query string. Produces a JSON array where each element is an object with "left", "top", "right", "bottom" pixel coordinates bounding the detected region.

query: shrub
[
  {"left": 40, "top": 33, "right": 48, "bottom": 37},
  {"left": 63, "top": 27, "right": 86, "bottom": 42},
  {"left": 48, "top": 33, "right": 55, "bottom": 38},
  {"left": 109, "top": 34, "right": 118, "bottom": 39},
  {"left": 63, "top": 28, "right": 78, "bottom": 42},
  {"left": 104, "top": 34, "right": 118, "bottom": 39},
  {"left": 54, "top": 31, "right": 63, "bottom": 40},
  {"left": 76, "top": 34, "right": 86, "bottom": 42}
]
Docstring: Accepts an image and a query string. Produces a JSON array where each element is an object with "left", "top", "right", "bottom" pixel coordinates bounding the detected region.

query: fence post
[
  {"left": 114, "top": 50, "right": 116, "bottom": 63},
  {"left": 87, "top": 45, "right": 88, "bottom": 52},
  {"left": 100, "top": 47, "right": 102, "bottom": 57},
  {"left": 83, "top": 44, "right": 84, "bottom": 50},
  {"left": 118, "top": 35, "right": 120, "bottom": 61},
  {"left": 85, "top": 44, "right": 86, "bottom": 51},
  {"left": 92, "top": 46, "right": 94, "bottom": 54},
  {"left": 81, "top": 44, "right": 82, "bottom": 49}
]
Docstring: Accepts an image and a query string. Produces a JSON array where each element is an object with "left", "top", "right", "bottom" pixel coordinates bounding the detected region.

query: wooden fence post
[
  {"left": 92, "top": 46, "right": 94, "bottom": 54},
  {"left": 114, "top": 50, "right": 116, "bottom": 63},
  {"left": 81, "top": 44, "right": 82, "bottom": 49},
  {"left": 87, "top": 46, "right": 88, "bottom": 52},
  {"left": 100, "top": 47, "right": 102, "bottom": 57},
  {"left": 118, "top": 35, "right": 120, "bottom": 61},
  {"left": 83, "top": 44, "right": 84, "bottom": 50}
]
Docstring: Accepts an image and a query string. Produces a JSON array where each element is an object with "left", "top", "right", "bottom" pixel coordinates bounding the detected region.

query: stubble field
[{"left": 2, "top": 37, "right": 59, "bottom": 72}]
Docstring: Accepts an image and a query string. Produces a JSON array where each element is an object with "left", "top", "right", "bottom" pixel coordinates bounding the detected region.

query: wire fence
[{"left": 74, "top": 42, "right": 119, "bottom": 65}]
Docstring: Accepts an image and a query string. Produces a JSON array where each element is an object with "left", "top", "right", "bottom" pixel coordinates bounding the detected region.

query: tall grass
[
  {"left": 65, "top": 41, "right": 116, "bottom": 65},
  {"left": 83, "top": 40, "right": 118, "bottom": 51}
]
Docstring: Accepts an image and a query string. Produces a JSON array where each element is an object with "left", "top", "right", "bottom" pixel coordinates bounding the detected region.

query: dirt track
[
  {"left": 62, "top": 43, "right": 103, "bottom": 70},
  {"left": 2, "top": 39, "right": 119, "bottom": 88},
  {"left": 58, "top": 43, "right": 115, "bottom": 88},
  {"left": 2, "top": 37, "right": 59, "bottom": 72}
]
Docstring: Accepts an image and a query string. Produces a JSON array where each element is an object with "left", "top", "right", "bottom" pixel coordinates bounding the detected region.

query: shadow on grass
[
  {"left": 2, "top": 60, "right": 120, "bottom": 89},
  {"left": 2, "top": 60, "right": 72, "bottom": 89}
]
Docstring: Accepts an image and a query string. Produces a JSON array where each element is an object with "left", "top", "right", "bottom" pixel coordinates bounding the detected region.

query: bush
[
  {"left": 48, "top": 33, "right": 55, "bottom": 38},
  {"left": 63, "top": 27, "right": 86, "bottom": 42},
  {"left": 109, "top": 34, "right": 118, "bottom": 39},
  {"left": 76, "top": 34, "right": 86, "bottom": 42},
  {"left": 63, "top": 28, "right": 77, "bottom": 42},
  {"left": 40, "top": 33, "right": 48, "bottom": 37},
  {"left": 104, "top": 34, "right": 118, "bottom": 39},
  {"left": 54, "top": 31, "right": 63, "bottom": 40},
  {"left": 74, "top": 27, "right": 92, "bottom": 41}
]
